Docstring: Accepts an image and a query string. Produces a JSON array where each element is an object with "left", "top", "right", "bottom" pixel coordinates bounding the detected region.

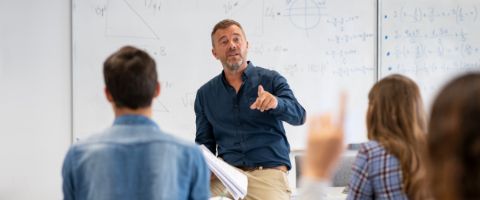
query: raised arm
[{"left": 249, "top": 72, "right": 306, "bottom": 125}]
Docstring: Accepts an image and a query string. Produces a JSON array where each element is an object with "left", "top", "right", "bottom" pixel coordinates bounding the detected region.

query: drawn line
[
  {"left": 228, "top": 0, "right": 256, "bottom": 16},
  {"left": 304, "top": 0, "right": 307, "bottom": 35},
  {"left": 122, "top": 0, "right": 160, "bottom": 40}
]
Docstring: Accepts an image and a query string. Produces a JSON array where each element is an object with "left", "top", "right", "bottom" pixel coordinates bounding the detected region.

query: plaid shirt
[{"left": 347, "top": 141, "right": 408, "bottom": 200}]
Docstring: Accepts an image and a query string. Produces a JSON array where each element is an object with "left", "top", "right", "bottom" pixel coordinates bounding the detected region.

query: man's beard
[{"left": 224, "top": 59, "right": 243, "bottom": 72}]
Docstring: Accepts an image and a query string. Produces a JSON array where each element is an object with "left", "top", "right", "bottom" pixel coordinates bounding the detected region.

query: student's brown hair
[
  {"left": 428, "top": 73, "right": 480, "bottom": 200},
  {"left": 367, "top": 74, "right": 429, "bottom": 200},
  {"left": 103, "top": 46, "right": 157, "bottom": 109}
]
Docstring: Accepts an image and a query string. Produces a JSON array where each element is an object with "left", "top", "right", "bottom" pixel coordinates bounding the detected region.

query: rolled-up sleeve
[{"left": 269, "top": 72, "right": 306, "bottom": 125}]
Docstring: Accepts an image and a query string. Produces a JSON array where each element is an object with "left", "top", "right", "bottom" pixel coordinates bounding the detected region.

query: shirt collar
[
  {"left": 221, "top": 61, "right": 255, "bottom": 85},
  {"left": 243, "top": 61, "right": 255, "bottom": 79},
  {"left": 113, "top": 114, "right": 158, "bottom": 127}
]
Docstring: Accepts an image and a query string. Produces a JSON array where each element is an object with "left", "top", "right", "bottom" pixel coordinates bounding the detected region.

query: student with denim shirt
[{"left": 62, "top": 46, "right": 210, "bottom": 200}]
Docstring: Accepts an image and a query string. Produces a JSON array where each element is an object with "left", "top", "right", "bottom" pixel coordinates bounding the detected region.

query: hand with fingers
[
  {"left": 249, "top": 85, "right": 278, "bottom": 112},
  {"left": 303, "top": 94, "right": 346, "bottom": 180}
]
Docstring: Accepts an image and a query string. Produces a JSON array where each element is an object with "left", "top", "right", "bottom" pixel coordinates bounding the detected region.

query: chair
[{"left": 295, "top": 150, "right": 357, "bottom": 187}]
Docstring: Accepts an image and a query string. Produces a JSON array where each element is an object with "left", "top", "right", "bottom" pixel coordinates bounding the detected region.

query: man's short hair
[
  {"left": 210, "top": 19, "right": 246, "bottom": 46},
  {"left": 103, "top": 46, "right": 157, "bottom": 109}
]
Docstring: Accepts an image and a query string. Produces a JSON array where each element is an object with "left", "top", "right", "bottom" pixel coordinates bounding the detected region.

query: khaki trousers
[{"left": 211, "top": 168, "right": 291, "bottom": 200}]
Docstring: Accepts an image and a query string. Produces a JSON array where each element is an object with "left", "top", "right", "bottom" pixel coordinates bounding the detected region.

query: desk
[
  {"left": 291, "top": 187, "right": 347, "bottom": 200},
  {"left": 211, "top": 186, "right": 347, "bottom": 200}
]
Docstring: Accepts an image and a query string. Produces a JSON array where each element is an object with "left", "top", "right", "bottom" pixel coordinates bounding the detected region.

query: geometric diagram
[
  {"left": 104, "top": 0, "right": 160, "bottom": 39},
  {"left": 153, "top": 99, "right": 169, "bottom": 112},
  {"left": 287, "top": 0, "right": 327, "bottom": 30}
]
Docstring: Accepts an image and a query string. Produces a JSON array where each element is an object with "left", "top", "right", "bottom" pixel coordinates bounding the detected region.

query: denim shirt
[
  {"left": 195, "top": 61, "right": 306, "bottom": 170},
  {"left": 62, "top": 115, "right": 210, "bottom": 200}
]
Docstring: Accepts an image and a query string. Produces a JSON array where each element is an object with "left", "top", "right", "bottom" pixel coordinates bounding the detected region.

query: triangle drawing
[{"left": 105, "top": 0, "right": 160, "bottom": 39}]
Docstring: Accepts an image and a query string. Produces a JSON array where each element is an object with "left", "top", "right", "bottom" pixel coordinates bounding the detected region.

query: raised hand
[
  {"left": 249, "top": 85, "right": 278, "bottom": 112},
  {"left": 303, "top": 94, "right": 346, "bottom": 180}
]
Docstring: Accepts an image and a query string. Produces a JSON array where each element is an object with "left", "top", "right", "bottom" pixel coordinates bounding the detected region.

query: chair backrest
[
  {"left": 295, "top": 155, "right": 303, "bottom": 187},
  {"left": 331, "top": 150, "right": 357, "bottom": 186}
]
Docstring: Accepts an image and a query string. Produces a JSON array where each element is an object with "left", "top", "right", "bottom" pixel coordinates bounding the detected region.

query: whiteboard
[
  {"left": 379, "top": 0, "right": 480, "bottom": 107},
  {"left": 73, "top": 0, "right": 376, "bottom": 149}
]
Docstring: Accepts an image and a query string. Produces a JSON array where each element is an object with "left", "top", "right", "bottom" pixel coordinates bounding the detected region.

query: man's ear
[
  {"left": 105, "top": 87, "right": 114, "bottom": 103},
  {"left": 212, "top": 48, "right": 219, "bottom": 60},
  {"left": 154, "top": 82, "right": 161, "bottom": 98}
]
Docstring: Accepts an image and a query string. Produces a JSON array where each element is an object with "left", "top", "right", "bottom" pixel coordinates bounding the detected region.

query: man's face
[{"left": 211, "top": 25, "right": 249, "bottom": 72}]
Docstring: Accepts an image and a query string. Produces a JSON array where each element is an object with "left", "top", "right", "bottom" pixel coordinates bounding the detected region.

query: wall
[{"left": 0, "top": 0, "right": 71, "bottom": 199}]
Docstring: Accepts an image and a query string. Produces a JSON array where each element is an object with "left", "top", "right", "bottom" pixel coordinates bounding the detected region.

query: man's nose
[{"left": 228, "top": 41, "right": 237, "bottom": 49}]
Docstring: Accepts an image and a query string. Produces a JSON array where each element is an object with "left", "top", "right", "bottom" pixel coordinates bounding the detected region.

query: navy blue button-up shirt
[{"left": 194, "top": 61, "right": 306, "bottom": 170}]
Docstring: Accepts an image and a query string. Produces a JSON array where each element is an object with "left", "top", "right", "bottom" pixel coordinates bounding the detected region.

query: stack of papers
[{"left": 199, "top": 145, "right": 248, "bottom": 200}]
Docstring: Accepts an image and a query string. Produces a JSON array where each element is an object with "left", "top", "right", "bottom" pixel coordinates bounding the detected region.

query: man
[
  {"left": 62, "top": 46, "right": 209, "bottom": 200},
  {"left": 195, "top": 19, "right": 306, "bottom": 199}
]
